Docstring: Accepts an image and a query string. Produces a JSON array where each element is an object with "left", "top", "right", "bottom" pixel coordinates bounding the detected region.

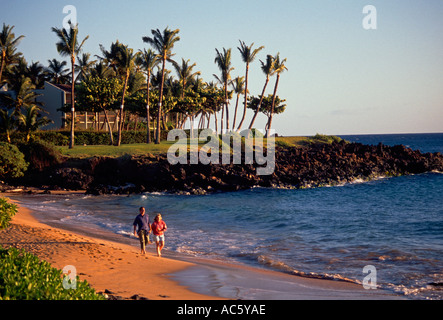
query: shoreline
[
  {"left": 0, "top": 194, "right": 221, "bottom": 300},
  {"left": 0, "top": 192, "right": 405, "bottom": 300}
]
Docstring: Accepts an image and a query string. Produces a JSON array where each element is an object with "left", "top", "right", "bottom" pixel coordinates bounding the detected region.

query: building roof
[{"left": 48, "top": 82, "right": 72, "bottom": 92}]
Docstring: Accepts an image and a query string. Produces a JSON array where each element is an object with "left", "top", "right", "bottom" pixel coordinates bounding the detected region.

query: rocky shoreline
[{"left": 3, "top": 141, "right": 443, "bottom": 195}]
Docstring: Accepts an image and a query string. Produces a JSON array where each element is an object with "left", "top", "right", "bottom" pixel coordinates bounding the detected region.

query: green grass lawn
[
  {"left": 59, "top": 135, "right": 338, "bottom": 159},
  {"left": 59, "top": 141, "right": 177, "bottom": 158}
]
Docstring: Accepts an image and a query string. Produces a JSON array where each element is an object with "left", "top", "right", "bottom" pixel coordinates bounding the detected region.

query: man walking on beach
[
  {"left": 151, "top": 213, "right": 167, "bottom": 257},
  {"left": 133, "top": 207, "right": 151, "bottom": 255}
]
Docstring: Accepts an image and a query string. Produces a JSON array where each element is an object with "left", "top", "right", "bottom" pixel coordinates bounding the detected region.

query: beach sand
[{"left": 0, "top": 193, "right": 403, "bottom": 300}]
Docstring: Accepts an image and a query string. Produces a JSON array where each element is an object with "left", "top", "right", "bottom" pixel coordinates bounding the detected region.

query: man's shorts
[{"left": 155, "top": 235, "right": 165, "bottom": 243}]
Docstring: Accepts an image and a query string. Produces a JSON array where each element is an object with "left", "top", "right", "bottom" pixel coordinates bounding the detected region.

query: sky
[{"left": 2, "top": 0, "right": 443, "bottom": 136}]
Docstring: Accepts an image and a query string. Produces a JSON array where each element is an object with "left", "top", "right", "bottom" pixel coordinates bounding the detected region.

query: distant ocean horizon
[{"left": 8, "top": 132, "right": 443, "bottom": 300}]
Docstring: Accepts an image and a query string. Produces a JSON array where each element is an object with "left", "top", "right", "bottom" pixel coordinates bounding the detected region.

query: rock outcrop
[{"left": 5, "top": 141, "right": 443, "bottom": 195}]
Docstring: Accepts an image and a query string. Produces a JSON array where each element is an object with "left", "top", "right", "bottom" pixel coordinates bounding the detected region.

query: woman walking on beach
[{"left": 151, "top": 213, "right": 167, "bottom": 257}]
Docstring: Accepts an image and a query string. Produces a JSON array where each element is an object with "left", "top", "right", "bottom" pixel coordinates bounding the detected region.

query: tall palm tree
[
  {"left": 266, "top": 53, "right": 287, "bottom": 137},
  {"left": 236, "top": 41, "right": 264, "bottom": 132},
  {"left": 51, "top": 24, "right": 89, "bottom": 149},
  {"left": 214, "top": 47, "right": 234, "bottom": 132},
  {"left": 173, "top": 58, "right": 200, "bottom": 136},
  {"left": 114, "top": 43, "right": 136, "bottom": 146},
  {"left": 248, "top": 54, "right": 275, "bottom": 130},
  {"left": 136, "top": 48, "right": 159, "bottom": 143},
  {"left": 0, "top": 23, "right": 24, "bottom": 85},
  {"left": 142, "top": 27, "right": 180, "bottom": 144},
  {"left": 230, "top": 76, "right": 245, "bottom": 130},
  {"left": 46, "top": 58, "right": 69, "bottom": 84}
]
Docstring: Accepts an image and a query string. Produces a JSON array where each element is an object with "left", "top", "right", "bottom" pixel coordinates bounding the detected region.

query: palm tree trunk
[
  {"left": 117, "top": 70, "right": 129, "bottom": 146},
  {"left": 214, "top": 110, "right": 218, "bottom": 134},
  {"left": 249, "top": 76, "right": 269, "bottom": 130},
  {"left": 0, "top": 52, "right": 6, "bottom": 85},
  {"left": 146, "top": 71, "right": 151, "bottom": 144},
  {"left": 224, "top": 84, "right": 230, "bottom": 131},
  {"left": 232, "top": 93, "right": 240, "bottom": 130},
  {"left": 69, "top": 56, "right": 75, "bottom": 149},
  {"left": 156, "top": 57, "right": 166, "bottom": 144},
  {"left": 103, "top": 109, "right": 114, "bottom": 145},
  {"left": 236, "top": 63, "right": 249, "bottom": 132},
  {"left": 265, "top": 74, "right": 280, "bottom": 138},
  {"left": 220, "top": 99, "right": 224, "bottom": 134}
]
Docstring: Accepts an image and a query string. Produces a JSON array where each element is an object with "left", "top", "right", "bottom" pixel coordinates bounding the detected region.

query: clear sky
[{"left": 2, "top": 0, "right": 443, "bottom": 136}]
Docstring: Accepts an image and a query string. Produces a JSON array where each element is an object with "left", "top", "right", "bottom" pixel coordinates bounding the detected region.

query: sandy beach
[{"left": 0, "top": 192, "right": 404, "bottom": 300}]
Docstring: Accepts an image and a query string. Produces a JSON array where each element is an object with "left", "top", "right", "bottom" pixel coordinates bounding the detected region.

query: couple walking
[{"left": 133, "top": 207, "right": 167, "bottom": 257}]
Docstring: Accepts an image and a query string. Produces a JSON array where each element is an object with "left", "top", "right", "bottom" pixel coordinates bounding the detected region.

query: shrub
[
  {"left": 16, "top": 139, "right": 62, "bottom": 172},
  {"left": 33, "top": 131, "right": 69, "bottom": 146},
  {"left": 0, "top": 142, "right": 28, "bottom": 180},
  {"left": 0, "top": 246, "right": 105, "bottom": 300},
  {"left": 0, "top": 198, "right": 18, "bottom": 230}
]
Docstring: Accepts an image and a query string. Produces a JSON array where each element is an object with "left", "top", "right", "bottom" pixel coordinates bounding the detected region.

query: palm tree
[
  {"left": 236, "top": 41, "right": 264, "bottom": 132},
  {"left": 0, "top": 23, "right": 25, "bottom": 85},
  {"left": 0, "top": 109, "right": 16, "bottom": 143},
  {"left": 0, "top": 76, "right": 41, "bottom": 113},
  {"left": 142, "top": 27, "right": 180, "bottom": 144},
  {"left": 26, "top": 61, "right": 46, "bottom": 89},
  {"left": 173, "top": 58, "right": 200, "bottom": 98},
  {"left": 173, "top": 58, "right": 200, "bottom": 136},
  {"left": 230, "top": 76, "right": 245, "bottom": 130},
  {"left": 90, "top": 61, "right": 114, "bottom": 79},
  {"left": 136, "top": 48, "right": 159, "bottom": 143},
  {"left": 248, "top": 54, "right": 275, "bottom": 130},
  {"left": 16, "top": 105, "right": 52, "bottom": 142},
  {"left": 51, "top": 24, "right": 89, "bottom": 149},
  {"left": 46, "top": 58, "right": 69, "bottom": 84},
  {"left": 214, "top": 47, "right": 234, "bottom": 132},
  {"left": 75, "top": 53, "right": 96, "bottom": 83},
  {"left": 265, "top": 53, "right": 287, "bottom": 137},
  {"left": 113, "top": 43, "right": 136, "bottom": 146}
]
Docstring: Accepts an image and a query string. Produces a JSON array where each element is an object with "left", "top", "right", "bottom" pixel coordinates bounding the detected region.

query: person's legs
[
  {"left": 138, "top": 230, "right": 147, "bottom": 254},
  {"left": 155, "top": 235, "right": 165, "bottom": 257}
]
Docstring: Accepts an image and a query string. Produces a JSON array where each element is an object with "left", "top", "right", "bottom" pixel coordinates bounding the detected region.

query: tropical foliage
[
  {"left": 0, "top": 245, "right": 105, "bottom": 300},
  {"left": 1, "top": 23, "right": 288, "bottom": 146},
  {"left": 0, "top": 142, "right": 28, "bottom": 180},
  {"left": 0, "top": 197, "right": 17, "bottom": 230}
]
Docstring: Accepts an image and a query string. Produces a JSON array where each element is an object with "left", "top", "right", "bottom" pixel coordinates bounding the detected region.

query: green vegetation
[
  {"left": 0, "top": 246, "right": 105, "bottom": 300},
  {"left": 274, "top": 134, "right": 345, "bottom": 148},
  {"left": 0, "top": 198, "right": 104, "bottom": 300},
  {"left": 60, "top": 141, "right": 176, "bottom": 158},
  {"left": 16, "top": 139, "right": 62, "bottom": 172},
  {"left": 0, "top": 142, "right": 28, "bottom": 179},
  {"left": 0, "top": 197, "right": 17, "bottom": 229},
  {"left": 1, "top": 23, "right": 289, "bottom": 148},
  {"left": 58, "top": 134, "right": 344, "bottom": 158}
]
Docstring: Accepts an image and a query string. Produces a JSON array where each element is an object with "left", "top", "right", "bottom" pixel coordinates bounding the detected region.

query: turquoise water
[{"left": 12, "top": 133, "right": 443, "bottom": 299}]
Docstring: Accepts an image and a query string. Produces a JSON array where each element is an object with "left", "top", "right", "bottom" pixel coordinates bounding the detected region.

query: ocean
[{"left": 8, "top": 133, "right": 443, "bottom": 300}]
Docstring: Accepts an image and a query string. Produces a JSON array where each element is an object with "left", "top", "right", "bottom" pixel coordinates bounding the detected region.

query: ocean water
[{"left": 10, "top": 133, "right": 443, "bottom": 300}]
